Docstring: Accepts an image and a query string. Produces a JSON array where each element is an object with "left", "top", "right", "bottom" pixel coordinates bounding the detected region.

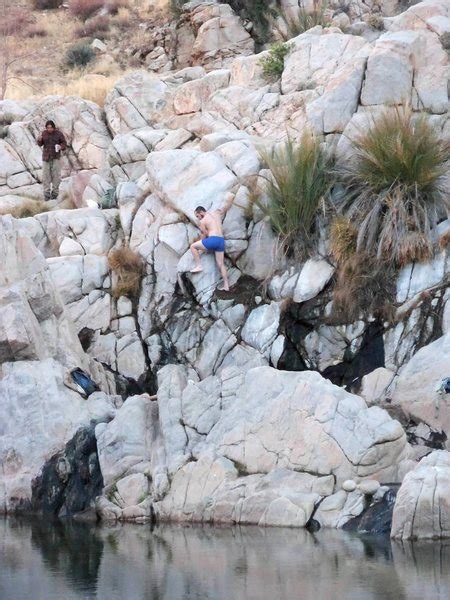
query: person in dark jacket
[{"left": 37, "top": 120, "right": 67, "bottom": 201}]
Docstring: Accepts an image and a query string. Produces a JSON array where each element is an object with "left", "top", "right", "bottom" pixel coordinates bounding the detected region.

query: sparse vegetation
[
  {"left": 260, "top": 42, "right": 291, "bottom": 80},
  {"left": 257, "top": 133, "right": 333, "bottom": 257},
  {"left": 336, "top": 108, "right": 450, "bottom": 267},
  {"left": 329, "top": 216, "right": 357, "bottom": 264},
  {"left": 64, "top": 42, "right": 95, "bottom": 69},
  {"left": 366, "top": 13, "right": 385, "bottom": 31},
  {"left": 284, "top": 1, "right": 330, "bottom": 38},
  {"left": 76, "top": 15, "right": 111, "bottom": 39},
  {"left": 32, "top": 0, "right": 62, "bottom": 9},
  {"left": 108, "top": 246, "right": 144, "bottom": 299}
]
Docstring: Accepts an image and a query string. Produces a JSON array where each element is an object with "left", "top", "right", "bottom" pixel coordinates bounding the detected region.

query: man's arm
[
  {"left": 37, "top": 132, "right": 44, "bottom": 146},
  {"left": 217, "top": 192, "right": 235, "bottom": 217}
]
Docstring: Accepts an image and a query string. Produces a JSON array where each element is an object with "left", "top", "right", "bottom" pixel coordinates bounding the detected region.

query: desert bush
[
  {"left": 108, "top": 246, "right": 144, "bottom": 298},
  {"left": 332, "top": 252, "right": 395, "bottom": 323},
  {"left": 64, "top": 43, "right": 95, "bottom": 69},
  {"left": 68, "top": 0, "right": 104, "bottom": 19},
  {"left": 329, "top": 216, "right": 357, "bottom": 264},
  {"left": 27, "top": 24, "right": 48, "bottom": 37},
  {"left": 257, "top": 133, "right": 333, "bottom": 257},
  {"left": 32, "top": 0, "right": 63, "bottom": 9},
  {"left": 285, "top": 1, "right": 330, "bottom": 38},
  {"left": 336, "top": 108, "right": 450, "bottom": 267},
  {"left": 1, "top": 200, "right": 51, "bottom": 219},
  {"left": 260, "top": 43, "right": 291, "bottom": 80},
  {"left": 51, "top": 74, "right": 117, "bottom": 106},
  {"left": 77, "top": 15, "right": 111, "bottom": 39}
]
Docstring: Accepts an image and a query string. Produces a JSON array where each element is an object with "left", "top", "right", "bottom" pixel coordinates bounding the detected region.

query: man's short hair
[
  {"left": 45, "top": 120, "right": 56, "bottom": 128},
  {"left": 195, "top": 206, "right": 206, "bottom": 213}
]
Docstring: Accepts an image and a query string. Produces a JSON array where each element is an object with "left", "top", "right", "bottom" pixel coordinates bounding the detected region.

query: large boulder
[
  {"left": 391, "top": 331, "right": 450, "bottom": 434},
  {"left": 391, "top": 450, "right": 450, "bottom": 539},
  {"left": 151, "top": 365, "right": 413, "bottom": 526}
]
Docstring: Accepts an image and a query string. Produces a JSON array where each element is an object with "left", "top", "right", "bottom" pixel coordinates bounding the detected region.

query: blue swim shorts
[{"left": 202, "top": 236, "right": 225, "bottom": 252}]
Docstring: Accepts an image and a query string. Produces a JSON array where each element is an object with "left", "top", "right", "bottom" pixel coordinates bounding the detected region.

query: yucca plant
[
  {"left": 337, "top": 108, "right": 450, "bottom": 267},
  {"left": 257, "top": 133, "right": 333, "bottom": 257}
]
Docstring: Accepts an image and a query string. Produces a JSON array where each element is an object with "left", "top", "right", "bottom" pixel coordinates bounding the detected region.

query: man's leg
[
  {"left": 42, "top": 161, "right": 51, "bottom": 201},
  {"left": 51, "top": 159, "right": 62, "bottom": 199},
  {"left": 215, "top": 251, "right": 229, "bottom": 291},
  {"left": 190, "top": 240, "right": 205, "bottom": 273}
]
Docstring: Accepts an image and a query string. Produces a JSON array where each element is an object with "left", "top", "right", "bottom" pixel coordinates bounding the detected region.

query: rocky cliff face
[{"left": 1, "top": 0, "right": 450, "bottom": 537}]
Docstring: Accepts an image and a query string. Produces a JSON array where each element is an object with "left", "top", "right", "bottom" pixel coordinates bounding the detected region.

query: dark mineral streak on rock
[
  {"left": 343, "top": 488, "right": 397, "bottom": 535},
  {"left": 31, "top": 425, "right": 103, "bottom": 518}
]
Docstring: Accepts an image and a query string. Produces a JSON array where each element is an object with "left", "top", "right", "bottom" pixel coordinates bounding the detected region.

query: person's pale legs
[
  {"left": 51, "top": 158, "right": 62, "bottom": 198},
  {"left": 215, "top": 251, "right": 229, "bottom": 291},
  {"left": 42, "top": 159, "right": 62, "bottom": 200},
  {"left": 42, "top": 161, "right": 52, "bottom": 200},
  {"left": 190, "top": 240, "right": 205, "bottom": 273}
]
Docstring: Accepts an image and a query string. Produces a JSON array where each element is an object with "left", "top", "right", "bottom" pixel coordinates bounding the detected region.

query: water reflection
[{"left": 0, "top": 518, "right": 449, "bottom": 600}]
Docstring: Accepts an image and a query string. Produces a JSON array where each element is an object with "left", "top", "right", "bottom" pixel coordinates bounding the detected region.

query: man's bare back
[
  {"left": 189, "top": 192, "right": 235, "bottom": 291},
  {"left": 199, "top": 210, "right": 224, "bottom": 238}
]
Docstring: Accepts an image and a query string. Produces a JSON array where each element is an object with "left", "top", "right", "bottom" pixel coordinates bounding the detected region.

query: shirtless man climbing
[{"left": 190, "top": 192, "right": 235, "bottom": 291}]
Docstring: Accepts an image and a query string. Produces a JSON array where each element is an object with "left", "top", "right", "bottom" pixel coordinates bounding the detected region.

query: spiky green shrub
[
  {"left": 336, "top": 108, "right": 450, "bottom": 267},
  {"left": 64, "top": 43, "right": 95, "bottom": 69},
  {"left": 260, "top": 42, "right": 291, "bottom": 80},
  {"left": 258, "top": 133, "right": 333, "bottom": 256}
]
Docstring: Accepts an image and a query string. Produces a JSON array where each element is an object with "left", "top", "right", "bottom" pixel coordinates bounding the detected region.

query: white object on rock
[{"left": 342, "top": 479, "right": 357, "bottom": 492}]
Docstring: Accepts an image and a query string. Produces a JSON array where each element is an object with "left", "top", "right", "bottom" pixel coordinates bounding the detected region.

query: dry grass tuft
[
  {"left": 1, "top": 200, "right": 51, "bottom": 219},
  {"left": 329, "top": 216, "right": 357, "bottom": 264},
  {"left": 50, "top": 74, "right": 118, "bottom": 106},
  {"left": 439, "top": 229, "right": 450, "bottom": 250},
  {"left": 108, "top": 246, "right": 144, "bottom": 299}
]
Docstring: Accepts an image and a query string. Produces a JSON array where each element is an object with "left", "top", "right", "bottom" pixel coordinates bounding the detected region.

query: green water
[{"left": 0, "top": 517, "right": 449, "bottom": 599}]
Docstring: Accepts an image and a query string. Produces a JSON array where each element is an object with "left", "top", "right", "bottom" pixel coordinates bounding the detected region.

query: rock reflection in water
[{"left": 0, "top": 518, "right": 449, "bottom": 600}]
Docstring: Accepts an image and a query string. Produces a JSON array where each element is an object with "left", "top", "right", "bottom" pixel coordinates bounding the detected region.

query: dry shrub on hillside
[
  {"left": 0, "top": 6, "right": 32, "bottom": 36},
  {"left": 105, "top": 0, "right": 127, "bottom": 15},
  {"left": 76, "top": 15, "right": 111, "bottom": 39},
  {"left": 108, "top": 247, "right": 144, "bottom": 299},
  {"left": 332, "top": 252, "right": 395, "bottom": 324},
  {"left": 68, "top": 0, "right": 104, "bottom": 19},
  {"left": 27, "top": 24, "right": 48, "bottom": 37},
  {"left": 336, "top": 108, "right": 450, "bottom": 267},
  {"left": 32, "top": 0, "right": 63, "bottom": 8}
]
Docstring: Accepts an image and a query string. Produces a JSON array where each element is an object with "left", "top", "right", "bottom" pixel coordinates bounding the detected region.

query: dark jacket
[{"left": 37, "top": 129, "right": 68, "bottom": 162}]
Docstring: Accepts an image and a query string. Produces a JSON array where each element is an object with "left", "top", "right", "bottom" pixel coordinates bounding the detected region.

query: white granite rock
[{"left": 391, "top": 450, "right": 450, "bottom": 539}]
